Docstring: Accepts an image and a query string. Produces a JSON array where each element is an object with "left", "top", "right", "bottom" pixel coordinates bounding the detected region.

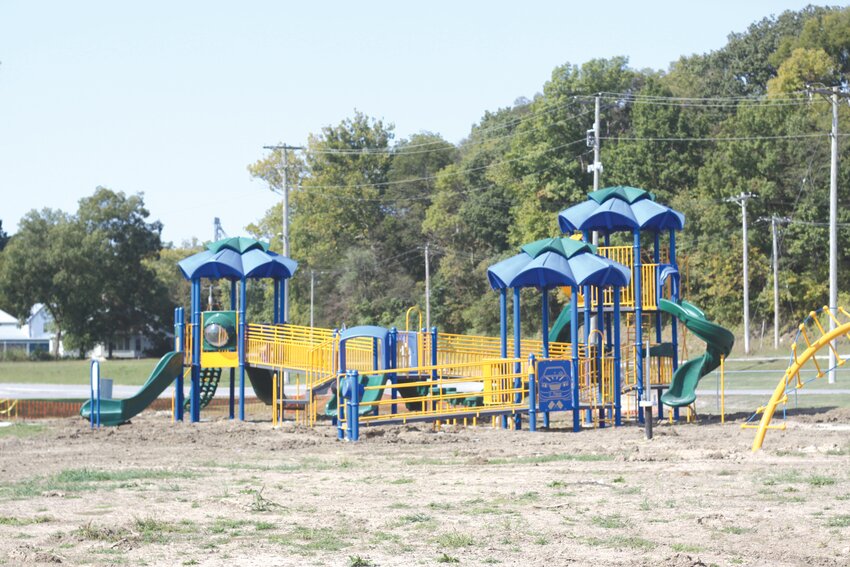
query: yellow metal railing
[
  {"left": 571, "top": 243, "right": 670, "bottom": 310},
  {"left": 426, "top": 332, "right": 580, "bottom": 376},
  {"left": 336, "top": 358, "right": 529, "bottom": 427}
]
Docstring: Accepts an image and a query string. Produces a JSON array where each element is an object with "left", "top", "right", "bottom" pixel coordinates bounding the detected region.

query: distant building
[
  {"left": 0, "top": 304, "right": 55, "bottom": 356},
  {"left": 0, "top": 305, "right": 157, "bottom": 359}
]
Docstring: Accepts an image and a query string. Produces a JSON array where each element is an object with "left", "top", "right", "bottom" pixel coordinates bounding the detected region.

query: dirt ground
[{"left": 1, "top": 409, "right": 849, "bottom": 567}]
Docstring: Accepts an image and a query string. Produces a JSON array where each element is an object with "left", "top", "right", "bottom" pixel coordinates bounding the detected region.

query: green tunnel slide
[{"left": 547, "top": 298, "right": 734, "bottom": 408}]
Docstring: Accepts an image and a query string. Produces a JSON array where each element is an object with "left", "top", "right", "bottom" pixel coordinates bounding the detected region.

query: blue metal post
[
  {"left": 349, "top": 370, "right": 360, "bottom": 442},
  {"left": 596, "top": 285, "right": 605, "bottom": 428},
  {"left": 583, "top": 230, "right": 591, "bottom": 344},
  {"left": 669, "top": 228, "right": 680, "bottom": 421},
  {"left": 273, "top": 278, "right": 280, "bottom": 325},
  {"left": 527, "top": 354, "right": 536, "bottom": 432},
  {"left": 174, "top": 307, "right": 185, "bottom": 422},
  {"left": 634, "top": 229, "right": 644, "bottom": 424},
  {"left": 654, "top": 232, "right": 664, "bottom": 421},
  {"left": 613, "top": 286, "right": 622, "bottom": 426},
  {"left": 336, "top": 368, "right": 345, "bottom": 440},
  {"left": 229, "top": 281, "right": 236, "bottom": 420},
  {"left": 277, "top": 280, "right": 289, "bottom": 325},
  {"left": 570, "top": 288, "right": 580, "bottom": 432},
  {"left": 500, "top": 288, "right": 507, "bottom": 358},
  {"left": 541, "top": 287, "right": 550, "bottom": 429},
  {"left": 190, "top": 279, "right": 201, "bottom": 423},
  {"left": 238, "top": 277, "right": 247, "bottom": 421},
  {"left": 389, "top": 327, "right": 398, "bottom": 415},
  {"left": 513, "top": 286, "right": 522, "bottom": 430},
  {"left": 430, "top": 327, "right": 438, "bottom": 414}
]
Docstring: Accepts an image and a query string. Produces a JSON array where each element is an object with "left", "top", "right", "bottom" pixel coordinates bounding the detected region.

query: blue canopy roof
[
  {"left": 340, "top": 325, "right": 389, "bottom": 342},
  {"left": 487, "top": 237, "right": 630, "bottom": 290},
  {"left": 178, "top": 237, "right": 298, "bottom": 281},
  {"left": 558, "top": 186, "right": 685, "bottom": 233}
]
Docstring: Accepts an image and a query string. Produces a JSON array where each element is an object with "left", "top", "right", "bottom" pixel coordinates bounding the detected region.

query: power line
[
  {"left": 601, "top": 133, "right": 825, "bottom": 143},
  {"left": 300, "top": 136, "right": 588, "bottom": 191},
  {"left": 303, "top": 103, "right": 604, "bottom": 156}
]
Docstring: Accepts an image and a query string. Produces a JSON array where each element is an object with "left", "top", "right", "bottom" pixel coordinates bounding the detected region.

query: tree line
[{"left": 1, "top": 6, "right": 848, "bottom": 356}]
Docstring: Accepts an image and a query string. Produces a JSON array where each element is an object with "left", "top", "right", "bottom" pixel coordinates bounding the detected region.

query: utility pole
[
  {"left": 262, "top": 144, "right": 304, "bottom": 324},
  {"left": 807, "top": 85, "right": 848, "bottom": 383},
  {"left": 586, "top": 94, "right": 602, "bottom": 337},
  {"left": 759, "top": 216, "right": 791, "bottom": 349},
  {"left": 592, "top": 94, "right": 601, "bottom": 194},
  {"left": 727, "top": 192, "right": 756, "bottom": 354},
  {"left": 310, "top": 270, "right": 315, "bottom": 328},
  {"left": 771, "top": 217, "right": 780, "bottom": 350},
  {"left": 424, "top": 243, "right": 431, "bottom": 330},
  {"left": 213, "top": 217, "right": 228, "bottom": 241}
]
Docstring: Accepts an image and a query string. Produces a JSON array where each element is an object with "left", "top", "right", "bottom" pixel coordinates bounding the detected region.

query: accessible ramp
[
  {"left": 80, "top": 351, "right": 184, "bottom": 426},
  {"left": 657, "top": 299, "right": 735, "bottom": 408}
]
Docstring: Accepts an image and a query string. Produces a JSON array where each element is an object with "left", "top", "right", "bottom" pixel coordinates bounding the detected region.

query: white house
[
  {"left": 0, "top": 304, "right": 55, "bottom": 356},
  {"left": 0, "top": 305, "right": 155, "bottom": 359}
]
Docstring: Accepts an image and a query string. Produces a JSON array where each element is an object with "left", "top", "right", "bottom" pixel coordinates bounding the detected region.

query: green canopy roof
[
  {"left": 207, "top": 237, "right": 270, "bottom": 254},
  {"left": 588, "top": 186, "right": 655, "bottom": 205},
  {"left": 520, "top": 237, "right": 597, "bottom": 259}
]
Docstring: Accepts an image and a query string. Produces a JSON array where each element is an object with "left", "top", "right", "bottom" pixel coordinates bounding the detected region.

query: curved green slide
[
  {"left": 657, "top": 299, "right": 735, "bottom": 408},
  {"left": 80, "top": 351, "right": 184, "bottom": 426},
  {"left": 548, "top": 302, "right": 584, "bottom": 344},
  {"left": 245, "top": 367, "right": 274, "bottom": 405}
]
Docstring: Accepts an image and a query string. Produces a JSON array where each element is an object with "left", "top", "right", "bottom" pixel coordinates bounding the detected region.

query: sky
[{"left": 0, "top": 1, "right": 839, "bottom": 245}]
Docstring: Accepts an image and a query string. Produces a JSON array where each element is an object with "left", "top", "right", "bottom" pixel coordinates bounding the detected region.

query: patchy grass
[
  {"left": 671, "top": 543, "right": 705, "bottom": 553},
  {"left": 806, "top": 474, "right": 837, "bottom": 487},
  {"left": 591, "top": 514, "right": 628, "bottom": 529},
  {"left": 245, "top": 487, "right": 281, "bottom": 512},
  {"left": 390, "top": 478, "right": 414, "bottom": 485},
  {"left": 826, "top": 515, "right": 850, "bottom": 528},
  {"left": 0, "top": 423, "right": 46, "bottom": 438},
  {"left": 271, "top": 525, "right": 349, "bottom": 553},
  {"left": 486, "top": 453, "right": 612, "bottom": 465},
  {"left": 435, "top": 531, "right": 475, "bottom": 548},
  {"left": 437, "top": 552, "right": 460, "bottom": 563},
  {"left": 348, "top": 556, "right": 375, "bottom": 567},
  {"left": 396, "top": 513, "right": 432, "bottom": 525},
  {"left": 1, "top": 468, "right": 197, "bottom": 500},
  {"left": 0, "top": 515, "right": 52, "bottom": 526},
  {"left": 721, "top": 525, "right": 752, "bottom": 535},
  {"left": 762, "top": 470, "right": 802, "bottom": 486},
  {"left": 585, "top": 535, "right": 656, "bottom": 551}
]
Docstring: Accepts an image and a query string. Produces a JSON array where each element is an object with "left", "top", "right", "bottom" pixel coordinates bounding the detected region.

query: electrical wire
[
  {"left": 299, "top": 136, "right": 588, "bottom": 191},
  {"left": 601, "top": 133, "right": 825, "bottom": 142},
  {"left": 302, "top": 102, "right": 602, "bottom": 156}
]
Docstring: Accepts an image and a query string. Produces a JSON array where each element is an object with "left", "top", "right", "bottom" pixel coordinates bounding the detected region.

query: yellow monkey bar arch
[{"left": 746, "top": 305, "right": 850, "bottom": 451}]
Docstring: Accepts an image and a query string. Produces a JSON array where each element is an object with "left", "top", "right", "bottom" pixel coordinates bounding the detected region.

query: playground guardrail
[{"left": 335, "top": 358, "right": 529, "bottom": 436}]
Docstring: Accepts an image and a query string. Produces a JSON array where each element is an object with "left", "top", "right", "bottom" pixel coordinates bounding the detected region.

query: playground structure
[
  {"left": 81, "top": 187, "right": 735, "bottom": 438},
  {"left": 745, "top": 305, "right": 850, "bottom": 450}
]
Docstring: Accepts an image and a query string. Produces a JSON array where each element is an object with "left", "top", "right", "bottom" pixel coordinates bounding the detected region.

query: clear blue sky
[{"left": 0, "top": 1, "right": 836, "bottom": 245}]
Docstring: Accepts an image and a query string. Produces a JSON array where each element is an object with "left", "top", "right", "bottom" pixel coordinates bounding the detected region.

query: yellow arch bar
[{"left": 749, "top": 319, "right": 850, "bottom": 451}]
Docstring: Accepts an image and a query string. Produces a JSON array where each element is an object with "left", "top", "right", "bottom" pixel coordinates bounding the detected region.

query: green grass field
[{"left": 0, "top": 359, "right": 157, "bottom": 386}]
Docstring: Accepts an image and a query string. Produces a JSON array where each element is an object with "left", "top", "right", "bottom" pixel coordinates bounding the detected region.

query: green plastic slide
[
  {"left": 548, "top": 302, "right": 585, "bottom": 344},
  {"left": 80, "top": 351, "right": 184, "bottom": 426},
  {"left": 325, "top": 374, "right": 388, "bottom": 417},
  {"left": 245, "top": 367, "right": 274, "bottom": 405},
  {"left": 657, "top": 299, "right": 735, "bottom": 408}
]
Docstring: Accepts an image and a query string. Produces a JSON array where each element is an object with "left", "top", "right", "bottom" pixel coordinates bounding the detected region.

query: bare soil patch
[{"left": 1, "top": 410, "right": 849, "bottom": 566}]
